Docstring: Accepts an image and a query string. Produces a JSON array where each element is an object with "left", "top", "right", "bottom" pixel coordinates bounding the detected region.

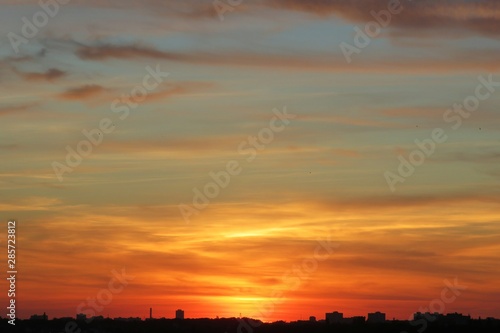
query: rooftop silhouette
[{"left": 3, "top": 310, "right": 499, "bottom": 333}]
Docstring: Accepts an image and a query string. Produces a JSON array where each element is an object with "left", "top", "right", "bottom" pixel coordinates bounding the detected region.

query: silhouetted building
[
  {"left": 367, "top": 311, "right": 386, "bottom": 323},
  {"left": 150, "top": 308, "right": 152, "bottom": 319},
  {"left": 445, "top": 313, "right": 470, "bottom": 325},
  {"left": 115, "top": 317, "right": 141, "bottom": 321},
  {"left": 326, "top": 311, "right": 343, "bottom": 324},
  {"left": 413, "top": 312, "right": 471, "bottom": 326},
  {"left": 30, "top": 312, "right": 48, "bottom": 320},
  {"left": 309, "top": 316, "right": 316, "bottom": 322},
  {"left": 414, "top": 312, "right": 442, "bottom": 322},
  {"left": 76, "top": 313, "right": 86, "bottom": 321},
  {"left": 176, "top": 309, "right": 184, "bottom": 320},
  {"left": 346, "top": 316, "right": 365, "bottom": 324}
]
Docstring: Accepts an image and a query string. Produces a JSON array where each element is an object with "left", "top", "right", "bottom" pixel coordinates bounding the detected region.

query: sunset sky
[{"left": 1, "top": 0, "right": 500, "bottom": 322}]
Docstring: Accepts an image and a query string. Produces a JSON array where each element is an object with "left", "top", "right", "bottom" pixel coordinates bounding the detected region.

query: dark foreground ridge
[{"left": 2, "top": 314, "right": 500, "bottom": 333}]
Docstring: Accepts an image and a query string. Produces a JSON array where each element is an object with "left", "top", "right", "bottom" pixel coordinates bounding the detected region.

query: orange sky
[{"left": 1, "top": 0, "right": 500, "bottom": 322}]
